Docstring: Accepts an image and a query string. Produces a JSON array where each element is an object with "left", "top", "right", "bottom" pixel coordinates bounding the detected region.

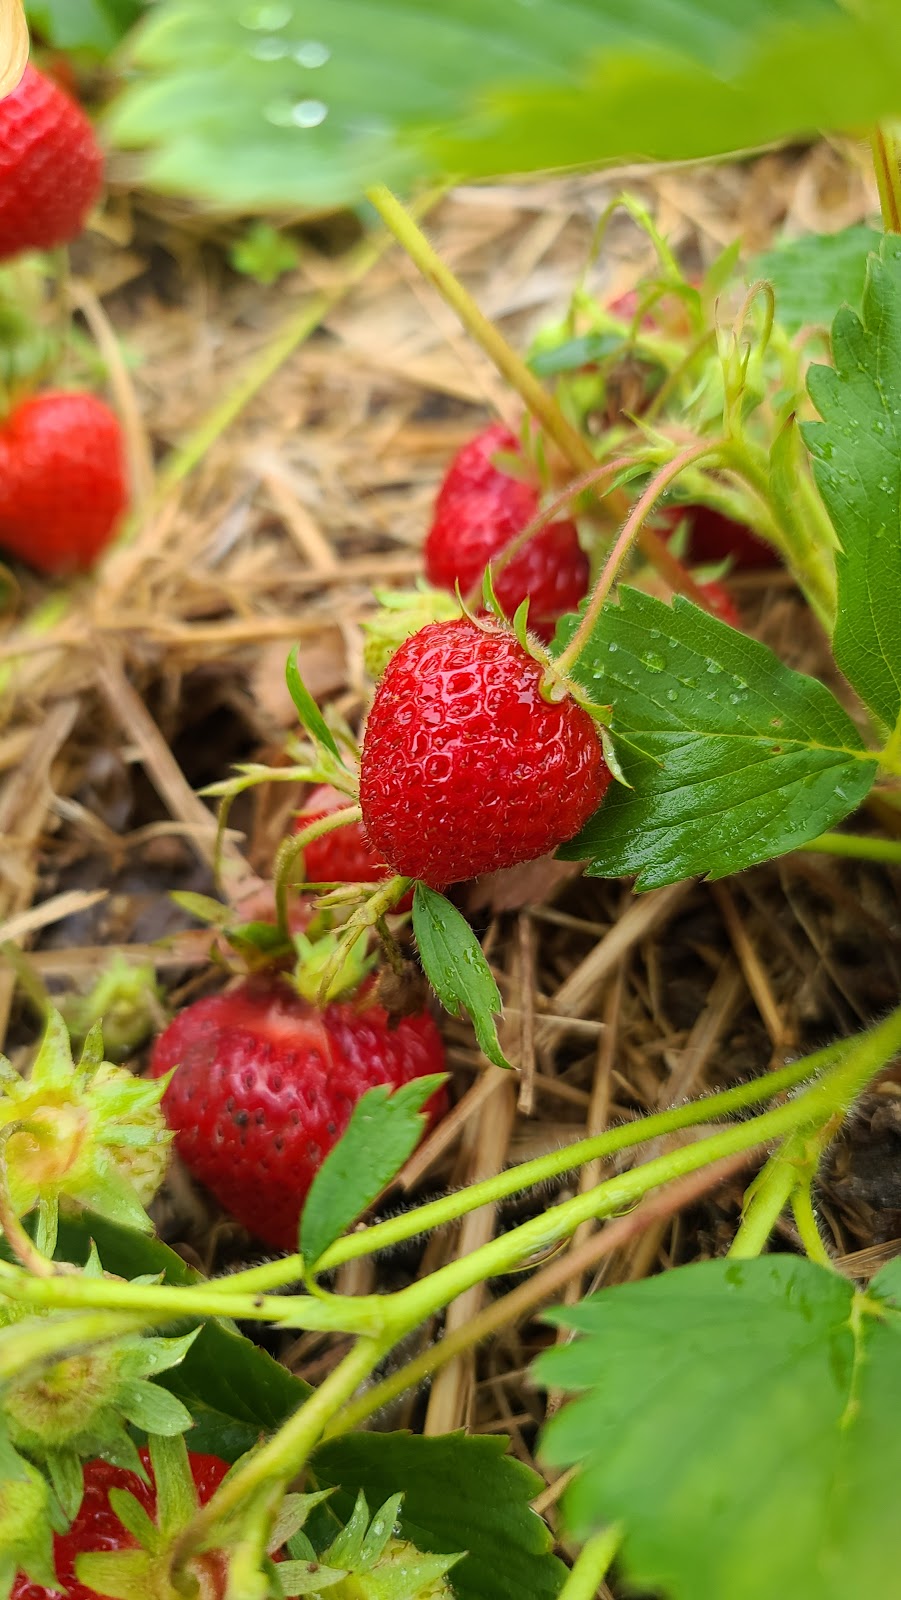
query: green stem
[
  {"left": 0, "top": 1309, "right": 148, "bottom": 1382},
  {"left": 799, "top": 832, "right": 901, "bottom": 865},
  {"left": 549, "top": 438, "right": 723, "bottom": 686},
  {"left": 0, "top": 1268, "right": 385, "bottom": 1335},
  {"left": 215, "top": 1042, "right": 846, "bottom": 1297},
  {"left": 791, "top": 1177, "right": 834, "bottom": 1270},
  {"left": 728, "top": 1137, "right": 800, "bottom": 1260},
  {"left": 274, "top": 804, "right": 363, "bottom": 931},
  {"left": 171, "top": 1335, "right": 386, "bottom": 1575},
  {"left": 366, "top": 185, "right": 596, "bottom": 475},
  {"left": 870, "top": 126, "right": 901, "bottom": 234},
  {"left": 558, "top": 1527, "right": 622, "bottom": 1600},
  {"left": 880, "top": 706, "right": 901, "bottom": 776},
  {"left": 718, "top": 437, "right": 836, "bottom": 627}
]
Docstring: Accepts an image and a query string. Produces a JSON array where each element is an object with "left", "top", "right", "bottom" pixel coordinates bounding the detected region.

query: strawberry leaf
[
  {"left": 749, "top": 223, "right": 882, "bottom": 333},
  {"left": 310, "top": 1432, "right": 566, "bottom": 1600},
  {"left": 536, "top": 1255, "right": 901, "bottom": 1600},
  {"left": 109, "top": 0, "right": 901, "bottom": 208},
  {"left": 299, "top": 1074, "right": 448, "bottom": 1269},
  {"left": 556, "top": 588, "right": 877, "bottom": 888},
  {"left": 412, "top": 884, "right": 510, "bottom": 1069},
  {"left": 804, "top": 234, "right": 901, "bottom": 733},
  {"left": 25, "top": 0, "right": 141, "bottom": 56},
  {"left": 285, "top": 646, "right": 343, "bottom": 762}
]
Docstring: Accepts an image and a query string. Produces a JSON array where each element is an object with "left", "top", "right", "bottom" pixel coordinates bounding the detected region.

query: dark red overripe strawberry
[
  {"left": 12, "top": 1450, "right": 229, "bottom": 1600},
  {"left": 0, "top": 65, "right": 103, "bottom": 261},
  {"left": 0, "top": 391, "right": 128, "bottom": 573},
  {"left": 698, "top": 579, "right": 741, "bottom": 629},
  {"left": 359, "top": 617, "right": 611, "bottom": 888},
  {"left": 150, "top": 976, "right": 447, "bottom": 1250},
  {"left": 661, "top": 503, "right": 778, "bottom": 571},
  {"left": 425, "top": 423, "right": 588, "bottom": 642}
]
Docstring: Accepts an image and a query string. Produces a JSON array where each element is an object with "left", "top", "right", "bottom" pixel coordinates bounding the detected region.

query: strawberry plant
[{"left": 7, "top": 3, "right": 901, "bottom": 1598}]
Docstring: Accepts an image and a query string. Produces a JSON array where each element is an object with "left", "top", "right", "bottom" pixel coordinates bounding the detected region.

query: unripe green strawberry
[
  {"left": 0, "top": 1011, "right": 171, "bottom": 1234},
  {"left": 60, "top": 956, "right": 164, "bottom": 1062},
  {"left": 1, "top": 1269, "right": 196, "bottom": 1518}
]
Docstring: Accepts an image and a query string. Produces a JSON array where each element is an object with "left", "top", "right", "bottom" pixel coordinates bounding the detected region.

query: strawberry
[
  {"left": 0, "top": 391, "right": 128, "bottom": 573},
  {"left": 11, "top": 1449, "right": 230, "bottom": 1600},
  {"left": 698, "top": 578, "right": 741, "bottom": 629},
  {"left": 294, "top": 784, "right": 415, "bottom": 911},
  {"left": 0, "top": 66, "right": 103, "bottom": 261},
  {"left": 150, "top": 974, "right": 447, "bottom": 1250},
  {"left": 425, "top": 423, "right": 588, "bottom": 642},
  {"left": 359, "top": 617, "right": 611, "bottom": 887},
  {"left": 662, "top": 503, "right": 778, "bottom": 571}
]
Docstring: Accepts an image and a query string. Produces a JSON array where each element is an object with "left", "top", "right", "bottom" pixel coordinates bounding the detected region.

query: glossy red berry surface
[
  {"left": 0, "top": 65, "right": 103, "bottom": 261},
  {"left": 425, "top": 423, "right": 588, "bottom": 642},
  {"left": 0, "top": 392, "right": 128, "bottom": 573},
  {"left": 359, "top": 618, "right": 611, "bottom": 888},
  {"left": 150, "top": 976, "right": 447, "bottom": 1251},
  {"left": 662, "top": 503, "right": 778, "bottom": 571},
  {"left": 12, "top": 1451, "right": 229, "bottom": 1600}
]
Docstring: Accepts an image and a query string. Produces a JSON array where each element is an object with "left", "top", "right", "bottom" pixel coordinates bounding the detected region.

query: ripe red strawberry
[
  {"left": 295, "top": 784, "right": 391, "bottom": 885},
  {"left": 0, "top": 65, "right": 103, "bottom": 261},
  {"left": 294, "top": 784, "right": 414, "bottom": 911},
  {"left": 0, "top": 391, "right": 128, "bottom": 573},
  {"left": 12, "top": 1450, "right": 229, "bottom": 1600},
  {"left": 698, "top": 578, "right": 741, "bottom": 629},
  {"left": 425, "top": 423, "right": 588, "bottom": 642},
  {"left": 359, "top": 617, "right": 611, "bottom": 888},
  {"left": 150, "top": 975, "right": 447, "bottom": 1250}
]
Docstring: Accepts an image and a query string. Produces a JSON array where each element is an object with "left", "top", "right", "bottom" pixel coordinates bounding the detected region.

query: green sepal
[{"left": 46, "top": 1447, "right": 84, "bottom": 1524}]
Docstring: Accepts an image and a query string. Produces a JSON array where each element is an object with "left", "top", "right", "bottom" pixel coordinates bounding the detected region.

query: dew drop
[
  {"left": 250, "top": 35, "right": 288, "bottom": 58},
  {"left": 665, "top": 688, "right": 678, "bottom": 701},
  {"left": 643, "top": 652, "right": 666, "bottom": 673},
  {"left": 294, "top": 39, "right": 331, "bottom": 67},
  {"left": 292, "top": 98, "right": 328, "bottom": 127},
  {"left": 607, "top": 641, "right": 618, "bottom": 653},
  {"left": 240, "top": 1, "right": 292, "bottom": 28}
]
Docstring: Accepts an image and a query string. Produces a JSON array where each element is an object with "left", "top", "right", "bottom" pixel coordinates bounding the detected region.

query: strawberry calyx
[
  {"left": 362, "top": 583, "right": 461, "bottom": 680},
  {"left": 0, "top": 1443, "right": 57, "bottom": 1596},
  {"left": 279, "top": 1490, "right": 461, "bottom": 1600},
  {"left": 291, "top": 929, "right": 376, "bottom": 1005},
  {"left": 0, "top": 1011, "right": 172, "bottom": 1242}
]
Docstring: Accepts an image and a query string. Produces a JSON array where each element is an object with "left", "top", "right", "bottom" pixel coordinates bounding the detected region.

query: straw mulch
[{"left": 2, "top": 136, "right": 899, "bottom": 1573}]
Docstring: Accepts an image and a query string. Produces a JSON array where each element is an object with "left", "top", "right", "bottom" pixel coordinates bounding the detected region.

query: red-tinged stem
[{"left": 548, "top": 438, "right": 725, "bottom": 687}]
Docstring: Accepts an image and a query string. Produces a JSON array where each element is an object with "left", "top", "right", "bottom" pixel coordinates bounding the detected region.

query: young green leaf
[
  {"left": 749, "top": 223, "right": 882, "bottom": 333},
  {"left": 412, "top": 884, "right": 510, "bottom": 1069},
  {"left": 536, "top": 1255, "right": 901, "bottom": 1600},
  {"left": 805, "top": 234, "right": 901, "bottom": 733},
  {"left": 310, "top": 1432, "right": 566, "bottom": 1600},
  {"left": 26, "top": 0, "right": 141, "bottom": 57},
  {"left": 285, "top": 646, "right": 343, "bottom": 761},
  {"left": 109, "top": 0, "right": 901, "bottom": 208},
  {"left": 299, "top": 1075, "right": 448, "bottom": 1268},
  {"left": 555, "top": 588, "right": 877, "bottom": 888}
]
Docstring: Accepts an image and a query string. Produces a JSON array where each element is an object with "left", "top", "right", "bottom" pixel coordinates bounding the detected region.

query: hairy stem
[
  {"left": 215, "top": 1042, "right": 846, "bottom": 1298},
  {"left": 791, "top": 1177, "right": 834, "bottom": 1270},
  {"left": 558, "top": 1527, "right": 622, "bottom": 1600},
  {"left": 870, "top": 125, "right": 901, "bottom": 235},
  {"left": 799, "top": 832, "right": 901, "bottom": 865},
  {"left": 548, "top": 439, "right": 726, "bottom": 685}
]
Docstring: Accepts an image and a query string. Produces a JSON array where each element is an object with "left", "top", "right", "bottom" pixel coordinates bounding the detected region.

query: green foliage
[
  {"left": 26, "top": 0, "right": 143, "bottom": 57},
  {"left": 229, "top": 221, "right": 300, "bottom": 285},
  {"left": 310, "top": 1433, "right": 567, "bottom": 1600},
  {"left": 537, "top": 1255, "right": 901, "bottom": 1600},
  {"left": 412, "top": 884, "right": 509, "bottom": 1069},
  {"left": 555, "top": 588, "right": 877, "bottom": 887},
  {"left": 300, "top": 1076, "right": 447, "bottom": 1268},
  {"left": 108, "top": 0, "right": 901, "bottom": 208},
  {"left": 805, "top": 234, "right": 901, "bottom": 733},
  {"left": 748, "top": 224, "right": 882, "bottom": 333}
]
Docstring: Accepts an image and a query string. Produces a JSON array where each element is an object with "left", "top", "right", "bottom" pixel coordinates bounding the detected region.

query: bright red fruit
[
  {"left": 698, "top": 579, "right": 741, "bottom": 629},
  {"left": 425, "top": 423, "right": 588, "bottom": 642},
  {"left": 0, "top": 65, "right": 103, "bottom": 261},
  {"left": 294, "top": 784, "right": 392, "bottom": 885},
  {"left": 0, "top": 392, "right": 128, "bottom": 573},
  {"left": 359, "top": 617, "right": 611, "bottom": 888},
  {"left": 150, "top": 976, "right": 447, "bottom": 1250},
  {"left": 12, "top": 1451, "right": 229, "bottom": 1600}
]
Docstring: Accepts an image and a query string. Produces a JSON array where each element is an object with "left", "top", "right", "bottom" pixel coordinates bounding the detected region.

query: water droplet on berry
[{"left": 294, "top": 39, "right": 331, "bottom": 66}]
